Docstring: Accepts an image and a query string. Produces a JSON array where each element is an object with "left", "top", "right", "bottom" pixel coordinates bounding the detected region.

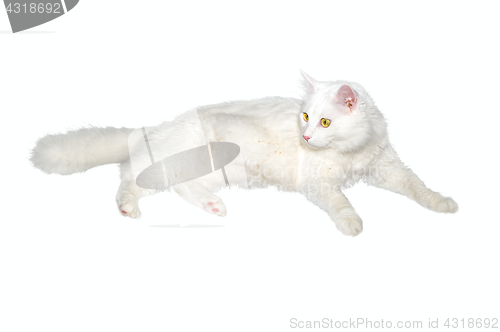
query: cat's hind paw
[
  {"left": 335, "top": 214, "right": 363, "bottom": 237},
  {"left": 118, "top": 199, "right": 141, "bottom": 219},
  {"left": 202, "top": 200, "right": 227, "bottom": 217}
]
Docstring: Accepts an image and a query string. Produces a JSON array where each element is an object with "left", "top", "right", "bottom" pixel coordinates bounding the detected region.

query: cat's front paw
[
  {"left": 431, "top": 196, "right": 458, "bottom": 214},
  {"left": 335, "top": 214, "right": 363, "bottom": 237}
]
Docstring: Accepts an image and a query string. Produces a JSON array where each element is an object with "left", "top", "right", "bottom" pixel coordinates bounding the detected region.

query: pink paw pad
[
  {"left": 212, "top": 208, "right": 219, "bottom": 212},
  {"left": 208, "top": 202, "right": 213, "bottom": 206}
]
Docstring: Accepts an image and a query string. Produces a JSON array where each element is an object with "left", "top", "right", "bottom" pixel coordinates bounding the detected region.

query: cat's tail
[{"left": 31, "top": 127, "right": 134, "bottom": 175}]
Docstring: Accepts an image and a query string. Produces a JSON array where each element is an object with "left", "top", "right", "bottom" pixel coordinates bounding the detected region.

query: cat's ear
[
  {"left": 335, "top": 84, "right": 357, "bottom": 112},
  {"left": 300, "top": 70, "right": 317, "bottom": 94}
]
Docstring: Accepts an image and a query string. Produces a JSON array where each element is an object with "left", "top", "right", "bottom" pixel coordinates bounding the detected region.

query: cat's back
[
  {"left": 197, "top": 97, "right": 303, "bottom": 142},
  {"left": 197, "top": 96, "right": 302, "bottom": 122}
]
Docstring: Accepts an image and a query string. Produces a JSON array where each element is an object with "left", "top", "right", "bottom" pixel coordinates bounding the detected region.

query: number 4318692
[
  {"left": 444, "top": 318, "right": 498, "bottom": 329},
  {"left": 6, "top": 3, "right": 61, "bottom": 14}
]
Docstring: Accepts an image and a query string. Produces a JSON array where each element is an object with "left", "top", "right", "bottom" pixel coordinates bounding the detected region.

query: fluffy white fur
[{"left": 31, "top": 72, "right": 458, "bottom": 236}]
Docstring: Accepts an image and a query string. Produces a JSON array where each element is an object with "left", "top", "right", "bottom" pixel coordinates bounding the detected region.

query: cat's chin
[
  {"left": 305, "top": 139, "right": 365, "bottom": 154},
  {"left": 302, "top": 140, "right": 330, "bottom": 150},
  {"left": 304, "top": 140, "right": 365, "bottom": 154}
]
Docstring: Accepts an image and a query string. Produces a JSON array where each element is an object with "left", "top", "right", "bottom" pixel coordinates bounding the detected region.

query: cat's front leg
[
  {"left": 367, "top": 149, "right": 458, "bottom": 213},
  {"left": 302, "top": 184, "right": 363, "bottom": 236}
]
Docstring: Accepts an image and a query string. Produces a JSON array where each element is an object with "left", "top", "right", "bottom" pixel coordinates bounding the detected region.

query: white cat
[{"left": 30, "top": 71, "right": 458, "bottom": 236}]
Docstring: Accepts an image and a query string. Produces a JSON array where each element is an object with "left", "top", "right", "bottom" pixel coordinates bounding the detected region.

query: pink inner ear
[{"left": 337, "top": 85, "right": 357, "bottom": 111}]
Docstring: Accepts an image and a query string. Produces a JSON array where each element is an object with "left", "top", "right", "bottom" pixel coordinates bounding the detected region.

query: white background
[{"left": 1, "top": 1, "right": 499, "bottom": 331}]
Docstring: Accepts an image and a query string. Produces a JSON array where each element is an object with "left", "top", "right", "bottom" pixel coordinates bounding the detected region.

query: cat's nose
[{"left": 303, "top": 135, "right": 311, "bottom": 142}]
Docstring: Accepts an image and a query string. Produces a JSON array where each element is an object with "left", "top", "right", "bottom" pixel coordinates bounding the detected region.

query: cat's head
[{"left": 299, "top": 71, "right": 378, "bottom": 153}]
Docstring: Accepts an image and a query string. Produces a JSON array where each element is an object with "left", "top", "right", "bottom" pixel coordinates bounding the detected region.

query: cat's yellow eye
[
  {"left": 303, "top": 113, "right": 309, "bottom": 122},
  {"left": 321, "top": 118, "right": 331, "bottom": 128}
]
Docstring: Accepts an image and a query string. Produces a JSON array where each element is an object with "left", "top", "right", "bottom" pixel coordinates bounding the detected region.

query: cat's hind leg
[
  {"left": 173, "top": 182, "right": 227, "bottom": 217},
  {"left": 116, "top": 180, "right": 150, "bottom": 218},
  {"left": 116, "top": 161, "right": 155, "bottom": 218}
]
